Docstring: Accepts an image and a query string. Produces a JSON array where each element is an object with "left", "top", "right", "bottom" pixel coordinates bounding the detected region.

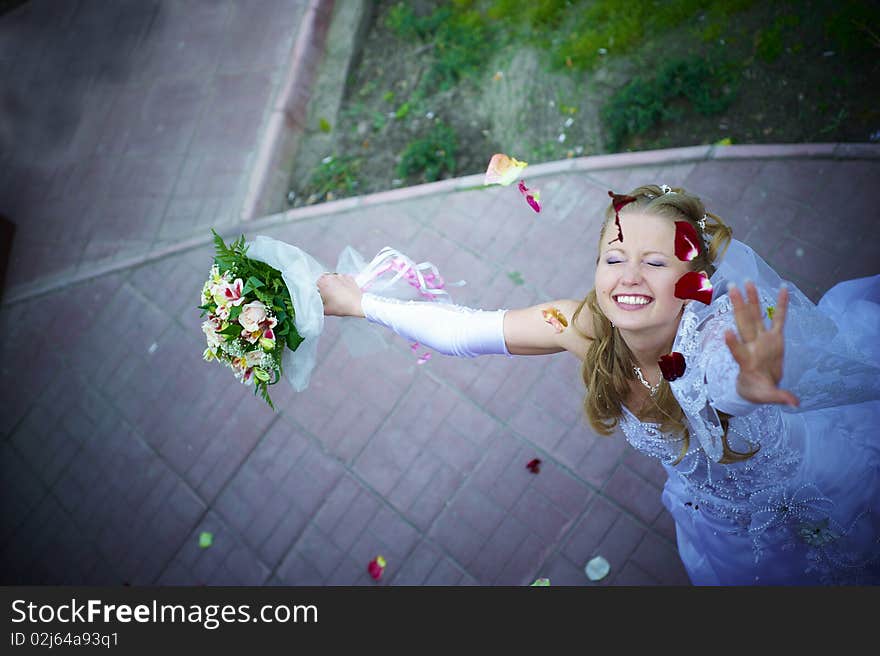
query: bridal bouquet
[
  {"left": 199, "top": 230, "right": 465, "bottom": 409},
  {"left": 199, "top": 230, "right": 305, "bottom": 409}
]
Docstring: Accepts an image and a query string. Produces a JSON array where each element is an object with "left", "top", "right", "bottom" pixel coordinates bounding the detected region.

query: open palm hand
[{"left": 724, "top": 281, "right": 799, "bottom": 408}]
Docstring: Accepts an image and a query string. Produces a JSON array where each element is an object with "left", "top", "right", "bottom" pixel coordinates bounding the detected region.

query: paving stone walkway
[{"left": 1, "top": 0, "right": 878, "bottom": 586}]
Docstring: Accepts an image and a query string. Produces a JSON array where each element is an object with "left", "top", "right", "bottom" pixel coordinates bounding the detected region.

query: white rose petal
[{"left": 585, "top": 556, "right": 610, "bottom": 581}]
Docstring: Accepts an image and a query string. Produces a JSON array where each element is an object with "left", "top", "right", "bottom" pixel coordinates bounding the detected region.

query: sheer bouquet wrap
[{"left": 199, "top": 232, "right": 464, "bottom": 407}]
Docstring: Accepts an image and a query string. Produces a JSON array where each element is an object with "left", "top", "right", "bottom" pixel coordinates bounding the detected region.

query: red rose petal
[
  {"left": 525, "top": 193, "right": 541, "bottom": 213},
  {"left": 367, "top": 557, "right": 386, "bottom": 580},
  {"left": 526, "top": 458, "right": 542, "bottom": 474},
  {"left": 606, "top": 191, "right": 637, "bottom": 244},
  {"left": 674, "top": 271, "right": 713, "bottom": 305},
  {"left": 674, "top": 221, "right": 701, "bottom": 262},
  {"left": 658, "top": 352, "right": 686, "bottom": 381},
  {"left": 608, "top": 190, "right": 638, "bottom": 214},
  {"left": 519, "top": 180, "right": 542, "bottom": 213}
]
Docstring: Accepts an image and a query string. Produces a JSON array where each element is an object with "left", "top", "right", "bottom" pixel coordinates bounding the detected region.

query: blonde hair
[{"left": 572, "top": 184, "right": 755, "bottom": 464}]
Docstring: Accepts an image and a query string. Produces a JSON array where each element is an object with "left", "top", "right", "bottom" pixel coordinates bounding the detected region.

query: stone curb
[
  {"left": 239, "top": 0, "right": 336, "bottom": 221},
  {"left": 4, "top": 142, "right": 878, "bottom": 305}
]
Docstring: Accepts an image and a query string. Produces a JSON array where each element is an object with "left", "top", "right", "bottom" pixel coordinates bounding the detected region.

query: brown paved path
[{"left": 1, "top": 1, "right": 879, "bottom": 586}]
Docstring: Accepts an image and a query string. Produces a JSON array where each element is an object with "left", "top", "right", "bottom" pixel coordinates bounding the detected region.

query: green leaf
[
  {"left": 286, "top": 330, "right": 304, "bottom": 352},
  {"left": 242, "top": 276, "right": 265, "bottom": 296},
  {"left": 228, "top": 305, "right": 243, "bottom": 320},
  {"left": 319, "top": 117, "right": 332, "bottom": 133},
  {"left": 218, "top": 323, "right": 242, "bottom": 338},
  {"left": 199, "top": 532, "right": 213, "bottom": 548}
]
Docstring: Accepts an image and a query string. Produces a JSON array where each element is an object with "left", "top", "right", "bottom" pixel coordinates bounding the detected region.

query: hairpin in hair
[{"left": 660, "top": 184, "right": 672, "bottom": 194}]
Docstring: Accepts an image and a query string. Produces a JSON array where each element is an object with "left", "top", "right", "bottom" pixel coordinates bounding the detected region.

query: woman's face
[{"left": 594, "top": 211, "right": 694, "bottom": 335}]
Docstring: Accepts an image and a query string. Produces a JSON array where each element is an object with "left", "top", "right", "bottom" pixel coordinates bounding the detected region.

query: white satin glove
[{"left": 360, "top": 293, "right": 511, "bottom": 358}]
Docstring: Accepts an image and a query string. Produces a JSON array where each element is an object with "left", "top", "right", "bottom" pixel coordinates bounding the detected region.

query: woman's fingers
[
  {"left": 728, "top": 283, "right": 757, "bottom": 342},
  {"left": 779, "top": 388, "right": 800, "bottom": 408},
  {"left": 771, "top": 285, "right": 789, "bottom": 334},
  {"left": 763, "top": 386, "right": 800, "bottom": 408},
  {"left": 745, "top": 281, "right": 763, "bottom": 329},
  {"left": 724, "top": 329, "right": 748, "bottom": 366}
]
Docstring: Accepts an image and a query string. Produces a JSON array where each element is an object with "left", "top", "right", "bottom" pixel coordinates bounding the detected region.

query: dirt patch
[{"left": 288, "top": 0, "right": 879, "bottom": 207}]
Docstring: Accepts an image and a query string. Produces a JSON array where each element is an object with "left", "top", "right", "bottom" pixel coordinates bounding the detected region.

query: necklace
[{"left": 633, "top": 366, "right": 660, "bottom": 397}]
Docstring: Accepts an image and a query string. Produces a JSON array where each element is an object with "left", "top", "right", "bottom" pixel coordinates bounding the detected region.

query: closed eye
[{"left": 647, "top": 262, "right": 665, "bottom": 267}]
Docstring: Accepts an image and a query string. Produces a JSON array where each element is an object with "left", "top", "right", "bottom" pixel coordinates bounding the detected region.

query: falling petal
[
  {"left": 658, "top": 352, "right": 686, "bottom": 381},
  {"left": 674, "top": 221, "right": 701, "bottom": 262},
  {"left": 530, "top": 578, "right": 551, "bottom": 586},
  {"left": 417, "top": 352, "right": 431, "bottom": 365},
  {"left": 526, "top": 458, "right": 542, "bottom": 474},
  {"left": 519, "top": 180, "right": 542, "bottom": 213},
  {"left": 542, "top": 307, "right": 569, "bottom": 333},
  {"left": 368, "top": 556, "right": 387, "bottom": 580},
  {"left": 485, "top": 153, "right": 528, "bottom": 186},
  {"left": 585, "top": 556, "right": 610, "bottom": 581},
  {"left": 525, "top": 191, "right": 541, "bottom": 213},
  {"left": 199, "top": 532, "right": 213, "bottom": 549},
  {"left": 674, "top": 271, "right": 713, "bottom": 305}
]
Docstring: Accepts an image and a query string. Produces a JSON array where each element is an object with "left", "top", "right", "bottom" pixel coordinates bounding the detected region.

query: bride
[{"left": 317, "top": 184, "right": 880, "bottom": 585}]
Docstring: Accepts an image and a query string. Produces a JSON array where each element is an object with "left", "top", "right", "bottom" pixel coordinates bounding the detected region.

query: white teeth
[{"left": 616, "top": 295, "right": 651, "bottom": 305}]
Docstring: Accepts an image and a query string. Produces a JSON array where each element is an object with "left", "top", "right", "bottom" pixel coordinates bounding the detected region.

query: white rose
[
  {"left": 239, "top": 300, "right": 269, "bottom": 333},
  {"left": 244, "top": 349, "right": 264, "bottom": 368},
  {"left": 202, "top": 319, "right": 222, "bottom": 349}
]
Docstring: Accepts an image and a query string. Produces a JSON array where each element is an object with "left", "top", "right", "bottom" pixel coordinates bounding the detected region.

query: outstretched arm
[{"left": 317, "top": 273, "right": 591, "bottom": 358}]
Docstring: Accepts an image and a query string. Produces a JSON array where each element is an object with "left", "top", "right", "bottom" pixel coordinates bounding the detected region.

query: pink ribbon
[{"left": 355, "top": 247, "right": 465, "bottom": 300}]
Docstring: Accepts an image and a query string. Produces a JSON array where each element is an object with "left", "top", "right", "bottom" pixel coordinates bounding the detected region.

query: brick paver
[{"left": 1, "top": 1, "right": 878, "bottom": 588}]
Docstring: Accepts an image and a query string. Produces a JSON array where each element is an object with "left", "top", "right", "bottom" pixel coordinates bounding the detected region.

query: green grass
[
  {"left": 825, "top": 0, "right": 878, "bottom": 53},
  {"left": 486, "top": 0, "right": 758, "bottom": 71}
]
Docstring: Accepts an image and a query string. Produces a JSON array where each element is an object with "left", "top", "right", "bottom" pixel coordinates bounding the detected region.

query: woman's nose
[{"left": 620, "top": 261, "right": 642, "bottom": 284}]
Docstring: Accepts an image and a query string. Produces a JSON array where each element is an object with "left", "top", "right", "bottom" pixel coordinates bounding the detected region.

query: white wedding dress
[{"left": 618, "top": 240, "right": 880, "bottom": 585}]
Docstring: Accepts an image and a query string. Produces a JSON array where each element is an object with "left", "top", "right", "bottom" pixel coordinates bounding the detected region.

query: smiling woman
[
  {"left": 582, "top": 186, "right": 732, "bottom": 430},
  {"left": 317, "top": 183, "right": 880, "bottom": 585}
]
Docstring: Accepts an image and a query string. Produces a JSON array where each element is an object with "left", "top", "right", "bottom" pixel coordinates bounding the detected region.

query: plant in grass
[
  {"left": 305, "top": 155, "right": 362, "bottom": 200},
  {"left": 397, "top": 121, "right": 458, "bottom": 183},
  {"left": 386, "top": 2, "right": 497, "bottom": 93},
  {"left": 601, "top": 55, "right": 738, "bottom": 151},
  {"left": 198, "top": 231, "right": 305, "bottom": 409},
  {"left": 755, "top": 15, "right": 799, "bottom": 63}
]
